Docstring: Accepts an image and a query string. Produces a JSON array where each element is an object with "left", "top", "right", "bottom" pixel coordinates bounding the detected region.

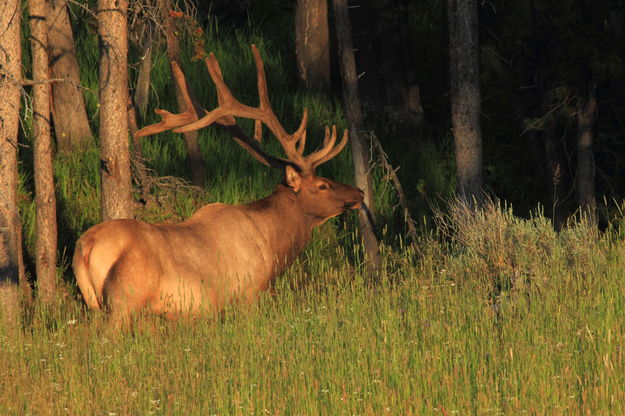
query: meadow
[
  {"left": 3, "top": 14, "right": 625, "bottom": 415},
  {"left": 3, "top": 200, "right": 625, "bottom": 414}
]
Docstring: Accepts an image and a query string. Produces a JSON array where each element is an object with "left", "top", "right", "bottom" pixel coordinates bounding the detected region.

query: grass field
[
  {"left": 5, "top": 196, "right": 625, "bottom": 414},
  {"left": 5, "top": 13, "right": 625, "bottom": 415}
]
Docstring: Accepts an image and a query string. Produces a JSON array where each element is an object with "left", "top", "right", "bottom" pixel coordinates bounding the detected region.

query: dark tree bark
[
  {"left": 295, "top": 0, "right": 330, "bottom": 93},
  {"left": 576, "top": 81, "right": 598, "bottom": 224},
  {"left": 127, "top": 18, "right": 154, "bottom": 159},
  {"left": 332, "top": 0, "right": 381, "bottom": 272},
  {"left": 98, "top": 0, "right": 133, "bottom": 221},
  {"left": 47, "top": 0, "right": 93, "bottom": 152},
  {"left": 0, "top": 0, "right": 28, "bottom": 324},
  {"left": 371, "top": 0, "right": 423, "bottom": 127},
  {"left": 447, "top": 0, "right": 483, "bottom": 203},
  {"left": 30, "top": 0, "right": 59, "bottom": 302},
  {"left": 133, "top": 42, "right": 153, "bottom": 119},
  {"left": 158, "top": 0, "right": 205, "bottom": 187},
  {"left": 129, "top": 18, "right": 153, "bottom": 120}
]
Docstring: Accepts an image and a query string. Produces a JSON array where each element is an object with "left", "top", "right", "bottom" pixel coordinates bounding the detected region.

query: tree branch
[{"left": 368, "top": 131, "right": 418, "bottom": 246}]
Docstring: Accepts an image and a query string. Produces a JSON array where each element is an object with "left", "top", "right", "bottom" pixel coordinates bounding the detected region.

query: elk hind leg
[
  {"left": 73, "top": 240, "right": 102, "bottom": 310},
  {"left": 101, "top": 255, "right": 152, "bottom": 330}
]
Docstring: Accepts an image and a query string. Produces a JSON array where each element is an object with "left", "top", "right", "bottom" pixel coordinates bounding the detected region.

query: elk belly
[{"left": 148, "top": 276, "right": 218, "bottom": 316}]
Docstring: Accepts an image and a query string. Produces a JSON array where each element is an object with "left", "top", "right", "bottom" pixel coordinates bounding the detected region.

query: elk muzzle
[{"left": 343, "top": 188, "right": 364, "bottom": 210}]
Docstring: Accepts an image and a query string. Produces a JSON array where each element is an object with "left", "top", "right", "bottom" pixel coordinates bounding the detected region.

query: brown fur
[{"left": 73, "top": 168, "right": 363, "bottom": 324}]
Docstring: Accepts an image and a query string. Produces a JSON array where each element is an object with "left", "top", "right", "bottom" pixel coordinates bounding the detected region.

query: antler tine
[
  {"left": 200, "top": 54, "right": 240, "bottom": 131},
  {"left": 253, "top": 120, "right": 263, "bottom": 142},
  {"left": 206, "top": 53, "right": 227, "bottom": 106},
  {"left": 249, "top": 44, "right": 308, "bottom": 170},
  {"left": 205, "top": 53, "right": 237, "bottom": 107},
  {"left": 310, "top": 128, "right": 350, "bottom": 170},
  {"left": 294, "top": 108, "right": 308, "bottom": 154},
  {"left": 300, "top": 126, "right": 334, "bottom": 168},
  {"left": 297, "top": 131, "right": 307, "bottom": 155},
  {"left": 134, "top": 61, "right": 199, "bottom": 138},
  {"left": 251, "top": 45, "right": 271, "bottom": 111},
  {"left": 306, "top": 126, "right": 337, "bottom": 163}
]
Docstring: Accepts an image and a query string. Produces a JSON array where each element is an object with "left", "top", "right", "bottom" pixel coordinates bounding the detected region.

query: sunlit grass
[{"left": 3, "top": 219, "right": 625, "bottom": 414}]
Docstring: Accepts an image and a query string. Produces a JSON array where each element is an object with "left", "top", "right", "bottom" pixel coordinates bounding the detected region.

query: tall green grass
[{"left": 3, "top": 200, "right": 625, "bottom": 414}]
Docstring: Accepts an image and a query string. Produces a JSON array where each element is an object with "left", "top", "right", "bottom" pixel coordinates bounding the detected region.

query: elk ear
[{"left": 285, "top": 165, "right": 301, "bottom": 192}]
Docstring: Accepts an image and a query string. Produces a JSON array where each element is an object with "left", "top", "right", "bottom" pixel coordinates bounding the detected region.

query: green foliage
[{"left": 433, "top": 198, "right": 610, "bottom": 305}]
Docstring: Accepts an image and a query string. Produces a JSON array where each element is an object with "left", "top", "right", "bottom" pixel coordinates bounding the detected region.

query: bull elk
[{"left": 72, "top": 45, "right": 363, "bottom": 324}]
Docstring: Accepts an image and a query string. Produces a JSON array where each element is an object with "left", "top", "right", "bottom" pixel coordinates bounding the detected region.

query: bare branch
[
  {"left": 369, "top": 131, "right": 418, "bottom": 245},
  {"left": 20, "top": 77, "right": 66, "bottom": 86}
]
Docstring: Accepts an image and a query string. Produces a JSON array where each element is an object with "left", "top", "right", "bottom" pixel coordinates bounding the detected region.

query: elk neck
[{"left": 244, "top": 183, "right": 318, "bottom": 263}]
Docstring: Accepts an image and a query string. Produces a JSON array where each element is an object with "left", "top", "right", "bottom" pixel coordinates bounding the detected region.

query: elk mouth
[{"left": 343, "top": 200, "right": 362, "bottom": 210}]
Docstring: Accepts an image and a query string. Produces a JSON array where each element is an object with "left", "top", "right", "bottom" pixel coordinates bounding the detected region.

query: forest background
[{"left": 1, "top": 0, "right": 625, "bottom": 414}]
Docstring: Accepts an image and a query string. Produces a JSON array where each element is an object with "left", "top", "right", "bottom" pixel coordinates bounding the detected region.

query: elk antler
[{"left": 135, "top": 45, "right": 349, "bottom": 176}]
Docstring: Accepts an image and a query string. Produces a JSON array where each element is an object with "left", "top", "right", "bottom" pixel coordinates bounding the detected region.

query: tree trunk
[
  {"left": 0, "top": 0, "right": 28, "bottom": 325},
  {"left": 158, "top": 0, "right": 205, "bottom": 187},
  {"left": 134, "top": 42, "right": 153, "bottom": 120},
  {"left": 30, "top": 0, "right": 59, "bottom": 302},
  {"left": 129, "top": 18, "right": 153, "bottom": 121},
  {"left": 447, "top": 0, "right": 483, "bottom": 203},
  {"left": 295, "top": 0, "right": 330, "bottom": 93},
  {"left": 576, "top": 81, "right": 598, "bottom": 225},
  {"left": 47, "top": 0, "right": 93, "bottom": 152},
  {"left": 371, "top": 0, "right": 423, "bottom": 128},
  {"left": 98, "top": 0, "right": 133, "bottom": 221},
  {"left": 128, "top": 22, "right": 154, "bottom": 159},
  {"left": 332, "top": 0, "right": 381, "bottom": 273}
]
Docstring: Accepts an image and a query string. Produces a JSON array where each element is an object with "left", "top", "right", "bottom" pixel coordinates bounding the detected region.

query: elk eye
[{"left": 319, "top": 184, "right": 328, "bottom": 191}]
